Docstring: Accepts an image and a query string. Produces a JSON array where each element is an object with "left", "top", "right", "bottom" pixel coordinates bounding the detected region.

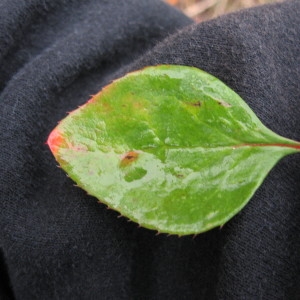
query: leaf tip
[{"left": 47, "top": 128, "right": 64, "bottom": 157}]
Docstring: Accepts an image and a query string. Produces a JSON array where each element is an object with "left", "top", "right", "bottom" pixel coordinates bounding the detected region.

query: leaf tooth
[
  {"left": 86, "top": 95, "right": 96, "bottom": 104},
  {"left": 104, "top": 204, "right": 110, "bottom": 209}
]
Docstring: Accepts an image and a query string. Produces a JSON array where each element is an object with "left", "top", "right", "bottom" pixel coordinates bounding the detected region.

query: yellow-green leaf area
[{"left": 48, "top": 65, "right": 300, "bottom": 235}]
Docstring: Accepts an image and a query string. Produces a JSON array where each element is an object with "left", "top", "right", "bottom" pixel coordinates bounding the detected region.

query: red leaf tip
[{"left": 47, "top": 128, "right": 64, "bottom": 156}]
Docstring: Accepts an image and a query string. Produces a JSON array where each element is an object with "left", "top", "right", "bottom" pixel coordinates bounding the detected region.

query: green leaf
[{"left": 47, "top": 65, "right": 300, "bottom": 235}]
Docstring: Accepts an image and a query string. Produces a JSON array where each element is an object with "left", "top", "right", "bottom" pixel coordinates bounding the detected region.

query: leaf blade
[{"left": 48, "top": 65, "right": 300, "bottom": 235}]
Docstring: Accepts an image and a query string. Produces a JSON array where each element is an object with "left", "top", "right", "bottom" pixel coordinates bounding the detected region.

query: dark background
[{"left": 1, "top": 0, "right": 299, "bottom": 299}]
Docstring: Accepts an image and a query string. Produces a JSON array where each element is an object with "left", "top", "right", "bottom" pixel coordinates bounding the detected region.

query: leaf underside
[{"left": 47, "top": 65, "right": 300, "bottom": 235}]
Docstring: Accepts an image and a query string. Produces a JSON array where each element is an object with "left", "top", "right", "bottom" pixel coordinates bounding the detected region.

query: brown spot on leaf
[
  {"left": 133, "top": 102, "right": 143, "bottom": 109},
  {"left": 217, "top": 100, "right": 231, "bottom": 107},
  {"left": 175, "top": 174, "right": 184, "bottom": 178},
  {"left": 188, "top": 101, "right": 201, "bottom": 107},
  {"left": 102, "top": 101, "right": 112, "bottom": 111},
  {"left": 120, "top": 151, "right": 139, "bottom": 167}
]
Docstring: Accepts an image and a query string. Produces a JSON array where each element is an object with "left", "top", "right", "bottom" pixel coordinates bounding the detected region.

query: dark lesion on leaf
[
  {"left": 189, "top": 101, "right": 202, "bottom": 107},
  {"left": 120, "top": 151, "right": 139, "bottom": 167},
  {"left": 175, "top": 174, "right": 184, "bottom": 178},
  {"left": 217, "top": 100, "right": 231, "bottom": 107}
]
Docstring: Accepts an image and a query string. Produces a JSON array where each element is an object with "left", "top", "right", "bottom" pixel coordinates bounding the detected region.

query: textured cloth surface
[{"left": 1, "top": 0, "right": 299, "bottom": 299}]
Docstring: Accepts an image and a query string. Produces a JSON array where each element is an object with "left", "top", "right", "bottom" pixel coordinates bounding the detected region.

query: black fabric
[{"left": 0, "top": 0, "right": 299, "bottom": 299}]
